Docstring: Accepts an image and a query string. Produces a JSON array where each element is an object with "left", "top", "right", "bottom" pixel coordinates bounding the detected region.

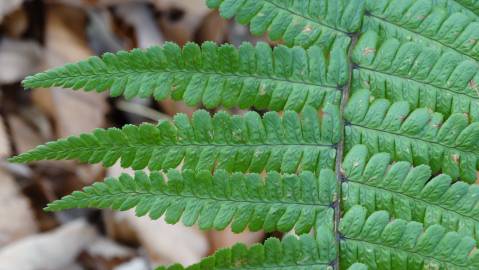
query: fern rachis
[{"left": 10, "top": 0, "right": 479, "bottom": 269}]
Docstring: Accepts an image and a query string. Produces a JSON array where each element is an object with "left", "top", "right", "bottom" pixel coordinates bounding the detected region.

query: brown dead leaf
[
  {"left": 196, "top": 10, "right": 228, "bottom": 43},
  {"left": 160, "top": 99, "right": 196, "bottom": 117},
  {"left": 48, "top": 0, "right": 146, "bottom": 7},
  {"left": 45, "top": 4, "right": 90, "bottom": 57},
  {"left": 114, "top": 258, "right": 149, "bottom": 270},
  {"left": 104, "top": 210, "right": 138, "bottom": 246},
  {"left": 0, "top": 219, "right": 96, "bottom": 269},
  {"left": 208, "top": 229, "right": 264, "bottom": 252},
  {"left": 154, "top": 0, "right": 210, "bottom": 45},
  {"left": 0, "top": 116, "right": 10, "bottom": 158},
  {"left": 0, "top": 39, "right": 43, "bottom": 84},
  {"left": 2, "top": 8, "right": 28, "bottom": 38},
  {"left": 6, "top": 115, "right": 44, "bottom": 154},
  {"left": 0, "top": 0, "right": 23, "bottom": 23},
  {"left": 115, "top": 212, "right": 209, "bottom": 266},
  {"left": 115, "top": 2, "right": 163, "bottom": 48},
  {"left": 80, "top": 236, "right": 136, "bottom": 269},
  {"left": 86, "top": 237, "right": 135, "bottom": 260},
  {"left": 0, "top": 169, "right": 37, "bottom": 247},
  {"left": 38, "top": 88, "right": 108, "bottom": 137},
  {"left": 31, "top": 4, "right": 108, "bottom": 137},
  {"left": 152, "top": 0, "right": 210, "bottom": 22}
]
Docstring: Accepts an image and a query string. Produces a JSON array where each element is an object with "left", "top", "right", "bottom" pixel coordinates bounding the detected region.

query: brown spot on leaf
[
  {"left": 362, "top": 47, "right": 376, "bottom": 56},
  {"left": 258, "top": 84, "right": 266, "bottom": 96},
  {"left": 363, "top": 80, "right": 370, "bottom": 88},
  {"left": 318, "top": 109, "right": 325, "bottom": 119},
  {"left": 468, "top": 247, "right": 477, "bottom": 256},
  {"left": 302, "top": 25, "right": 313, "bottom": 33},
  {"left": 452, "top": 154, "right": 460, "bottom": 164},
  {"left": 468, "top": 80, "right": 479, "bottom": 96}
]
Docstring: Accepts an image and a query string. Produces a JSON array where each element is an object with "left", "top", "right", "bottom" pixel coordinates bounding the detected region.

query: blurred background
[{"left": 0, "top": 1, "right": 274, "bottom": 269}]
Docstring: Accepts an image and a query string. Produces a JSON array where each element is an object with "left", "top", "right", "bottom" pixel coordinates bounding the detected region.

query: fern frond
[
  {"left": 352, "top": 31, "right": 479, "bottom": 119},
  {"left": 14, "top": 0, "right": 479, "bottom": 268},
  {"left": 363, "top": 0, "right": 479, "bottom": 62},
  {"left": 345, "top": 89, "right": 479, "bottom": 182},
  {"left": 206, "top": 0, "right": 365, "bottom": 49},
  {"left": 156, "top": 234, "right": 335, "bottom": 270},
  {"left": 9, "top": 108, "right": 338, "bottom": 174},
  {"left": 342, "top": 144, "right": 479, "bottom": 241},
  {"left": 22, "top": 42, "right": 346, "bottom": 112},
  {"left": 46, "top": 169, "right": 336, "bottom": 234},
  {"left": 340, "top": 206, "right": 479, "bottom": 269}
]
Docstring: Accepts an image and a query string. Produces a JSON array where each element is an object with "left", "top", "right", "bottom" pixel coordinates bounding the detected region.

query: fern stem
[{"left": 333, "top": 33, "right": 360, "bottom": 270}]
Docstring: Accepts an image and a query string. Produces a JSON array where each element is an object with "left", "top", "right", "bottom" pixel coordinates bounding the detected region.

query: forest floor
[{"left": 0, "top": 1, "right": 272, "bottom": 269}]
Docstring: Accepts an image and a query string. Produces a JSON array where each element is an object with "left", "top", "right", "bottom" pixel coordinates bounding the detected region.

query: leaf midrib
[
  {"left": 44, "top": 142, "right": 335, "bottom": 151},
  {"left": 30, "top": 69, "right": 339, "bottom": 90},
  {"left": 61, "top": 190, "right": 332, "bottom": 208}
]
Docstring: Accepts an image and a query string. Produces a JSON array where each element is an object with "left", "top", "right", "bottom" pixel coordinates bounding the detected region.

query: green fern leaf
[
  {"left": 352, "top": 31, "right": 479, "bottom": 119},
  {"left": 46, "top": 169, "right": 336, "bottom": 234},
  {"left": 13, "top": 1, "right": 479, "bottom": 269},
  {"left": 206, "top": 0, "right": 365, "bottom": 49},
  {"left": 22, "top": 42, "right": 346, "bottom": 112},
  {"left": 156, "top": 234, "right": 335, "bottom": 270},
  {"left": 342, "top": 144, "right": 479, "bottom": 241},
  {"left": 363, "top": 0, "right": 479, "bottom": 62},
  {"left": 340, "top": 206, "right": 479, "bottom": 269},
  {"left": 9, "top": 107, "right": 338, "bottom": 174},
  {"left": 345, "top": 89, "right": 479, "bottom": 182}
]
